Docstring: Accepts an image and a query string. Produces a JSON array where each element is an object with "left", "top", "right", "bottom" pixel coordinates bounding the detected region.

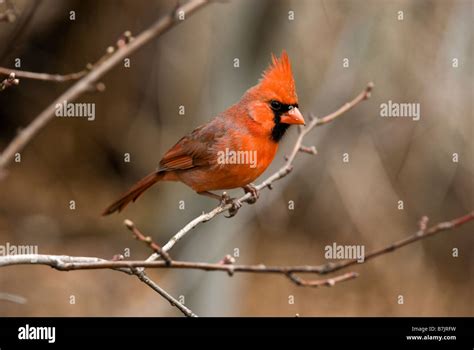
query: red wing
[{"left": 159, "top": 120, "right": 226, "bottom": 171}]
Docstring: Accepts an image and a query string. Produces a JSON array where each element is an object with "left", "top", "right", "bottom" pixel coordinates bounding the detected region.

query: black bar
[{"left": 0, "top": 317, "right": 472, "bottom": 347}]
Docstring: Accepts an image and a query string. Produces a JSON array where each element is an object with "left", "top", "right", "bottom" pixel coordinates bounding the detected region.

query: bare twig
[
  {"left": 131, "top": 268, "right": 197, "bottom": 317},
  {"left": 0, "top": 66, "right": 88, "bottom": 82},
  {"left": 1, "top": 211, "right": 471, "bottom": 278},
  {"left": 286, "top": 272, "right": 358, "bottom": 288},
  {"left": 0, "top": 292, "right": 27, "bottom": 304},
  {"left": 0, "top": 0, "right": 212, "bottom": 171},
  {"left": 217, "top": 254, "right": 235, "bottom": 265},
  {"left": 0, "top": 252, "right": 195, "bottom": 316},
  {"left": 146, "top": 82, "right": 374, "bottom": 262},
  {"left": 0, "top": 31, "right": 135, "bottom": 83},
  {"left": 112, "top": 222, "right": 190, "bottom": 316},
  {"left": 0, "top": 253, "right": 356, "bottom": 289},
  {"left": 313, "top": 81, "right": 373, "bottom": 126},
  {"left": 299, "top": 145, "right": 318, "bottom": 155},
  {"left": 317, "top": 211, "right": 474, "bottom": 274},
  {"left": 124, "top": 219, "right": 172, "bottom": 264}
]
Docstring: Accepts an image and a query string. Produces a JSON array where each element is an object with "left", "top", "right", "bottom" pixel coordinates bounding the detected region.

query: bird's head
[{"left": 245, "top": 51, "right": 305, "bottom": 142}]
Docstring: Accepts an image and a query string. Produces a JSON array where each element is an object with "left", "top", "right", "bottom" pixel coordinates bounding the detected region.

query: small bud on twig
[{"left": 218, "top": 254, "right": 235, "bottom": 265}]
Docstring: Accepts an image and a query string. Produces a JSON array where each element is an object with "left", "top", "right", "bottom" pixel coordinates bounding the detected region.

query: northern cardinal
[{"left": 102, "top": 51, "right": 305, "bottom": 216}]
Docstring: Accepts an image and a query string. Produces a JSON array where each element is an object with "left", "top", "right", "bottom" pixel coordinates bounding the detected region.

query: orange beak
[{"left": 280, "top": 107, "right": 305, "bottom": 125}]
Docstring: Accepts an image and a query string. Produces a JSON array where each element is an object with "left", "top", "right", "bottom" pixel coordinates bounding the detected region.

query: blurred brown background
[{"left": 0, "top": 0, "right": 472, "bottom": 316}]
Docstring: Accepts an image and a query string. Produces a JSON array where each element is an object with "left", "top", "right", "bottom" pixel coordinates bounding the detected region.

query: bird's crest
[{"left": 258, "top": 50, "right": 297, "bottom": 104}]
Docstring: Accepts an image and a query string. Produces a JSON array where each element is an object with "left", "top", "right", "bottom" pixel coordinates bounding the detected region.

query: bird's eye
[{"left": 270, "top": 100, "right": 282, "bottom": 111}]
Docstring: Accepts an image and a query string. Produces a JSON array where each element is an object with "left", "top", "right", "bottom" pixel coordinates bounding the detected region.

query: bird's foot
[
  {"left": 220, "top": 192, "right": 242, "bottom": 218},
  {"left": 226, "top": 200, "right": 242, "bottom": 218},
  {"left": 242, "top": 184, "right": 260, "bottom": 204}
]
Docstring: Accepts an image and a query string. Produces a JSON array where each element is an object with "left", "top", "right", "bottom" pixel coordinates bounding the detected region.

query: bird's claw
[
  {"left": 243, "top": 184, "right": 260, "bottom": 205},
  {"left": 220, "top": 192, "right": 242, "bottom": 218},
  {"left": 220, "top": 192, "right": 231, "bottom": 205},
  {"left": 225, "top": 199, "right": 242, "bottom": 218}
]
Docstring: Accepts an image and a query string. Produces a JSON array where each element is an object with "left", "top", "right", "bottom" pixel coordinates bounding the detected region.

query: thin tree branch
[
  {"left": 0, "top": 66, "right": 88, "bottom": 82},
  {"left": 0, "top": 0, "right": 212, "bottom": 171},
  {"left": 0, "top": 252, "right": 195, "bottom": 316},
  {"left": 298, "top": 145, "right": 318, "bottom": 155},
  {"left": 124, "top": 219, "right": 172, "bottom": 265},
  {"left": 1, "top": 210, "right": 471, "bottom": 279},
  {"left": 0, "top": 292, "right": 27, "bottom": 304},
  {"left": 317, "top": 211, "right": 474, "bottom": 274},
  {"left": 0, "top": 32, "right": 134, "bottom": 83},
  {"left": 286, "top": 272, "right": 358, "bottom": 288},
  {"left": 0, "top": 254, "right": 332, "bottom": 274},
  {"left": 0, "top": 253, "right": 356, "bottom": 288},
  {"left": 313, "top": 82, "right": 374, "bottom": 126},
  {"left": 131, "top": 268, "right": 197, "bottom": 317}
]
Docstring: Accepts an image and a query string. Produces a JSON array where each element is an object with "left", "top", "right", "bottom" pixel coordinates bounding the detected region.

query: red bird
[{"left": 102, "top": 51, "right": 305, "bottom": 216}]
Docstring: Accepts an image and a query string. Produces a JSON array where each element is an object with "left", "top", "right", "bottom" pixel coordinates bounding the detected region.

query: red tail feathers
[{"left": 102, "top": 172, "right": 163, "bottom": 216}]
